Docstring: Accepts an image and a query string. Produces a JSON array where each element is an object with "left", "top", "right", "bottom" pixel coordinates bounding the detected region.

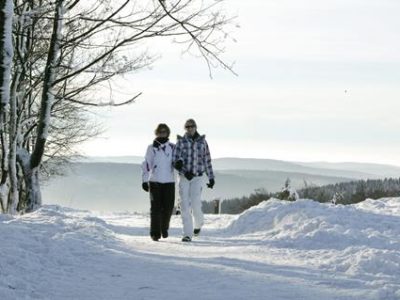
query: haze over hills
[
  {"left": 82, "top": 156, "right": 399, "bottom": 178},
  {"left": 211, "top": 158, "right": 378, "bottom": 179},
  {"left": 296, "top": 161, "right": 400, "bottom": 179},
  {"left": 82, "top": 156, "right": 144, "bottom": 165},
  {"left": 42, "top": 156, "right": 400, "bottom": 213}
]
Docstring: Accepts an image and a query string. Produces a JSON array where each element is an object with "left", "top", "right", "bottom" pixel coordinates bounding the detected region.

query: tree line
[{"left": 202, "top": 177, "right": 400, "bottom": 214}]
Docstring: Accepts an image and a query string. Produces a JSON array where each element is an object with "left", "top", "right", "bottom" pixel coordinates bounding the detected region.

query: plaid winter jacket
[{"left": 172, "top": 133, "right": 214, "bottom": 179}]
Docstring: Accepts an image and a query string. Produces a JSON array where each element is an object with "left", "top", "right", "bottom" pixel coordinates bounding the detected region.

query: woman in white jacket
[{"left": 142, "top": 124, "right": 175, "bottom": 241}]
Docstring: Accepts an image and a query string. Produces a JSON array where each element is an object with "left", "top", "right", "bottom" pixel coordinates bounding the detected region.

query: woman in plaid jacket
[{"left": 172, "top": 119, "right": 215, "bottom": 242}]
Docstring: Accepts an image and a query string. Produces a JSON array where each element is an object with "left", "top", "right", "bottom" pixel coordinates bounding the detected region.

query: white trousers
[{"left": 178, "top": 175, "right": 204, "bottom": 237}]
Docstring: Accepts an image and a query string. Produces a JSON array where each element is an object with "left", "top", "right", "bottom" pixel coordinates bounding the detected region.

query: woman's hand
[
  {"left": 207, "top": 179, "right": 215, "bottom": 189},
  {"left": 142, "top": 182, "right": 149, "bottom": 192},
  {"left": 174, "top": 160, "right": 184, "bottom": 171}
]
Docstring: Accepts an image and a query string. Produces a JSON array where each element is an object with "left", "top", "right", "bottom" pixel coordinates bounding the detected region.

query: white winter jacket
[{"left": 141, "top": 141, "right": 175, "bottom": 183}]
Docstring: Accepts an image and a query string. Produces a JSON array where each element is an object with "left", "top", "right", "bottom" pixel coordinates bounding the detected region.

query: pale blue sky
[{"left": 78, "top": 0, "right": 400, "bottom": 165}]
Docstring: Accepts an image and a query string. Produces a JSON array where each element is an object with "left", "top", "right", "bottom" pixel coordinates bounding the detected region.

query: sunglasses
[
  {"left": 185, "top": 125, "right": 196, "bottom": 129},
  {"left": 158, "top": 130, "right": 169, "bottom": 134}
]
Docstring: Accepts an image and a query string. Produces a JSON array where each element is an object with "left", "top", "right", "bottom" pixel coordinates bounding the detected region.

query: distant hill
[
  {"left": 42, "top": 156, "right": 400, "bottom": 212},
  {"left": 81, "top": 156, "right": 144, "bottom": 164},
  {"left": 296, "top": 161, "right": 400, "bottom": 178},
  {"left": 212, "top": 158, "right": 377, "bottom": 179},
  {"left": 82, "top": 156, "right": 393, "bottom": 178},
  {"left": 42, "top": 162, "right": 353, "bottom": 213}
]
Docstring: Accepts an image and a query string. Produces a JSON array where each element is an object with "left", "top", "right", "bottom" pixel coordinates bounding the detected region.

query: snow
[{"left": 1, "top": 198, "right": 400, "bottom": 299}]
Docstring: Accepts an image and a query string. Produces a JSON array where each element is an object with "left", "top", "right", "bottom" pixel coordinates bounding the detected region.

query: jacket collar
[
  {"left": 153, "top": 138, "right": 169, "bottom": 148},
  {"left": 183, "top": 131, "right": 204, "bottom": 141}
]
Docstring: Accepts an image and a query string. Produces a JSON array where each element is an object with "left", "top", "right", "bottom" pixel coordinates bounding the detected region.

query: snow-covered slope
[{"left": 1, "top": 199, "right": 400, "bottom": 299}]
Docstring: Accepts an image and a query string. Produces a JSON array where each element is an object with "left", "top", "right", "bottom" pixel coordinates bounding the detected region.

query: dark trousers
[{"left": 149, "top": 182, "right": 175, "bottom": 238}]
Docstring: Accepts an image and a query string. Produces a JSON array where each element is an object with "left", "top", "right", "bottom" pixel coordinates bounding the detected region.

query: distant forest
[{"left": 202, "top": 177, "right": 400, "bottom": 214}]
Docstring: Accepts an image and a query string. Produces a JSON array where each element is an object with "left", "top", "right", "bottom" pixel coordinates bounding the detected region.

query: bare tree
[
  {"left": 1, "top": 0, "right": 236, "bottom": 213},
  {"left": 0, "top": 0, "right": 14, "bottom": 212},
  {"left": 0, "top": 0, "right": 13, "bottom": 120}
]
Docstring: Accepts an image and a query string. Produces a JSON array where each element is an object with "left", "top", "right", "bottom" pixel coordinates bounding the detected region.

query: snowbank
[
  {"left": 226, "top": 198, "right": 400, "bottom": 250},
  {"left": 226, "top": 198, "right": 400, "bottom": 298},
  {"left": 355, "top": 197, "right": 400, "bottom": 216},
  {"left": 1, "top": 199, "right": 400, "bottom": 299},
  {"left": 0, "top": 206, "right": 118, "bottom": 299}
]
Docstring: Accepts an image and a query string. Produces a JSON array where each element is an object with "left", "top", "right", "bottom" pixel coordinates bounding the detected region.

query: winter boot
[
  {"left": 193, "top": 228, "right": 201, "bottom": 236},
  {"left": 182, "top": 236, "right": 192, "bottom": 242}
]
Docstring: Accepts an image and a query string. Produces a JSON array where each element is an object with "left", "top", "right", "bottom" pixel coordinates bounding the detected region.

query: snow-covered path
[{"left": 1, "top": 199, "right": 400, "bottom": 299}]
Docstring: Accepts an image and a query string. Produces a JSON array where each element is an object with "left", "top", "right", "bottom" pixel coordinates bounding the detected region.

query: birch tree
[
  {"left": 0, "top": 0, "right": 13, "bottom": 120},
  {"left": 0, "top": 0, "right": 14, "bottom": 211},
  {"left": 1, "top": 0, "right": 236, "bottom": 213}
]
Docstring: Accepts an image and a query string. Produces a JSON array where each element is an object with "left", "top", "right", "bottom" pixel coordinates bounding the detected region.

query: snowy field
[{"left": 1, "top": 198, "right": 400, "bottom": 300}]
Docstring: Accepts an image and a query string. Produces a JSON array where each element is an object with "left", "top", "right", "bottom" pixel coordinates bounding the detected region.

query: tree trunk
[
  {"left": 24, "top": 0, "right": 63, "bottom": 211},
  {"left": 7, "top": 70, "right": 20, "bottom": 213},
  {"left": 16, "top": 148, "right": 40, "bottom": 212},
  {"left": 0, "top": 184, "right": 8, "bottom": 213},
  {"left": 30, "top": 0, "right": 64, "bottom": 170},
  {"left": 0, "top": 0, "right": 13, "bottom": 123},
  {"left": 0, "top": 122, "right": 9, "bottom": 212},
  {"left": 0, "top": 0, "right": 14, "bottom": 213},
  {"left": 22, "top": 167, "right": 41, "bottom": 212}
]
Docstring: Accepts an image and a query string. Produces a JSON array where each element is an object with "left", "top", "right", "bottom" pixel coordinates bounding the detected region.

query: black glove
[
  {"left": 207, "top": 178, "right": 215, "bottom": 189},
  {"left": 142, "top": 182, "right": 149, "bottom": 192},
  {"left": 174, "top": 160, "right": 183, "bottom": 171},
  {"left": 184, "top": 172, "right": 194, "bottom": 181}
]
